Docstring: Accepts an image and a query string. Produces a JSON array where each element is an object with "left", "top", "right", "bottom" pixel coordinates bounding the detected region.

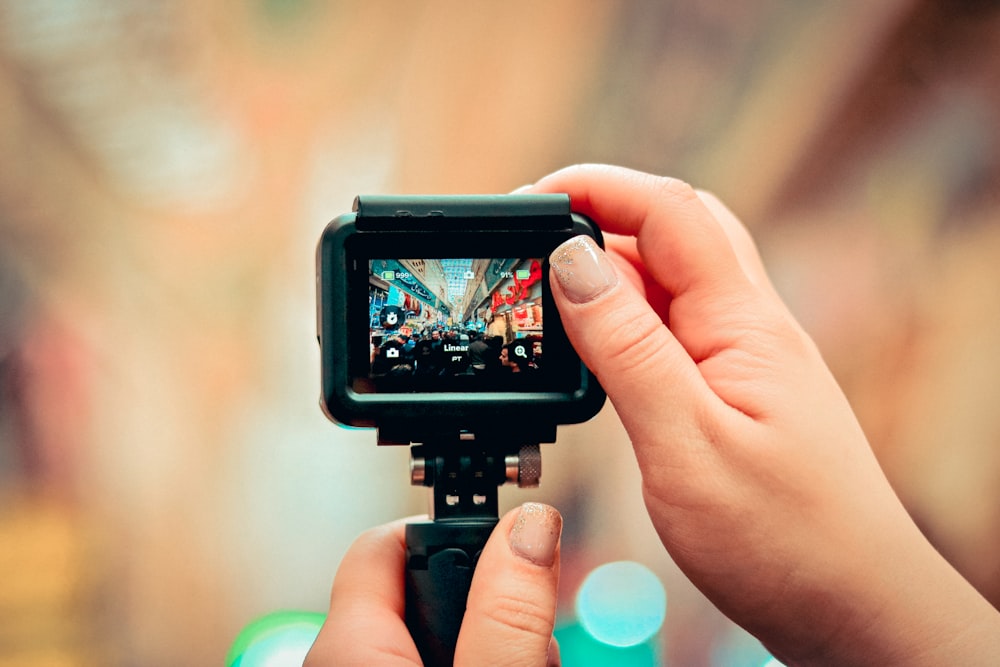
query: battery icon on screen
[
  {"left": 381, "top": 271, "right": 396, "bottom": 281},
  {"left": 515, "top": 269, "right": 531, "bottom": 280}
]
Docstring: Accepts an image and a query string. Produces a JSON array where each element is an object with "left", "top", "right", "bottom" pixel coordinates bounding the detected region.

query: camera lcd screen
[{"left": 361, "top": 257, "right": 551, "bottom": 393}]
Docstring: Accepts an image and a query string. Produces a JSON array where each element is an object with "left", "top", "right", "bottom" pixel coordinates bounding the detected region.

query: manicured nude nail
[
  {"left": 510, "top": 503, "right": 562, "bottom": 567},
  {"left": 550, "top": 236, "right": 618, "bottom": 304}
]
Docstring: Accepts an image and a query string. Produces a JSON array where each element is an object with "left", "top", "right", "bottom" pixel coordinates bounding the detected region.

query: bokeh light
[
  {"left": 226, "top": 610, "right": 324, "bottom": 667},
  {"left": 554, "top": 622, "right": 660, "bottom": 667},
  {"left": 575, "top": 560, "right": 667, "bottom": 648}
]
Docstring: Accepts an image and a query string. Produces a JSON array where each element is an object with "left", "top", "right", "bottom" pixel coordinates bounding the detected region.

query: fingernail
[
  {"left": 510, "top": 503, "right": 562, "bottom": 567},
  {"left": 510, "top": 184, "right": 534, "bottom": 194},
  {"left": 550, "top": 236, "right": 618, "bottom": 304}
]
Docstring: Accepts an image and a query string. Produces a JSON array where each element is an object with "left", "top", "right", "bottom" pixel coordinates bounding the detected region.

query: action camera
[
  {"left": 316, "top": 193, "right": 606, "bottom": 443},
  {"left": 315, "top": 193, "right": 606, "bottom": 666}
]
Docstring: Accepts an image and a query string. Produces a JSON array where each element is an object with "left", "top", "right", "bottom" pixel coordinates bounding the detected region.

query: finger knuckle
[
  {"left": 652, "top": 175, "right": 700, "bottom": 207},
  {"left": 475, "top": 591, "right": 555, "bottom": 638},
  {"left": 595, "top": 307, "right": 669, "bottom": 379}
]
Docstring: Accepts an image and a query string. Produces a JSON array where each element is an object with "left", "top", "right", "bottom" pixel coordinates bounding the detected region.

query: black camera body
[
  {"left": 316, "top": 193, "right": 605, "bottom": 443},
  {"left": 315, "top": 194, "right": 605, "bottom": 666}
]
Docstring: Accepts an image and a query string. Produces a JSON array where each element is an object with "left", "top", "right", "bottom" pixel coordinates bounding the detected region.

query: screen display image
[{"left": 365, "top": 257, "right": 546, "bottom": 392}]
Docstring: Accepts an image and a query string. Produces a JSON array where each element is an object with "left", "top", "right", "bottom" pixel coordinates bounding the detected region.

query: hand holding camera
[{"left": 306, "top": 165, "right": 1000, "bottom": 666}]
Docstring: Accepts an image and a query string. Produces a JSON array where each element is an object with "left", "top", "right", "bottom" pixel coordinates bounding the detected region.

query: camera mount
[{"left": 400, "top": 429, "right": 544, "bottom": 666}]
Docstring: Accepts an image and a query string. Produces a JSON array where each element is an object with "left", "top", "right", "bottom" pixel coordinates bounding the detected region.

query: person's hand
[
  {"left": 532, "top": 164, "right": 1000, "bottom": 666},
  {"left": 304, "top": 503, "right": 562, "bottom": 667}
]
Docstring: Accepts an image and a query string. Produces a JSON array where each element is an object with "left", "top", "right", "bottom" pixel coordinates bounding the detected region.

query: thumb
[
  {"left": 549, "top": 236, "right": 711, "bottom": 442},
  {"left": 454, "top": 503, "right": 562, "bottom": 667}
]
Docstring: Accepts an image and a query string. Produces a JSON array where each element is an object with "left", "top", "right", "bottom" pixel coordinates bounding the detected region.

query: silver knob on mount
[{"left": 506, "top": 444, "right": 541, "bottom": 488}]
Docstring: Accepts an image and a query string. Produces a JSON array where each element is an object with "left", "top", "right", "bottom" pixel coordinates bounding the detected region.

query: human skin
[
  {"left": 305, "top": 503, "right": 563, "bottom": 667},
  {"left": 534, "top": 164, "right": 1000, "bottom": 665},
  {"left": 307, "top": 164, "right": 1000, "bottom": 666}
]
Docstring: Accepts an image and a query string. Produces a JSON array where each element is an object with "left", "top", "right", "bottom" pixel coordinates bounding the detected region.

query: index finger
[{"left": 531, "top": 164, "right": 750, "bottom": 302}]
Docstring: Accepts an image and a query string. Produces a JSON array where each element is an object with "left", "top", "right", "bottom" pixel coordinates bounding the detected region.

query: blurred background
[{"left": 1, "top": 1, "right": 999, "bottom": 665}]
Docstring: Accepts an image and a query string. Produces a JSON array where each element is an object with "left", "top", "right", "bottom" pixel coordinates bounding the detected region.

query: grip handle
[{"left": 404, "top": 520, "right": 497, "bottom": 666}]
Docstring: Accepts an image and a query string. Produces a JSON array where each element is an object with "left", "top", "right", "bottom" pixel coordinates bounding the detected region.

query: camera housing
[{"left": 316, "top": 194, "right": 605, "bottom": 442}]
